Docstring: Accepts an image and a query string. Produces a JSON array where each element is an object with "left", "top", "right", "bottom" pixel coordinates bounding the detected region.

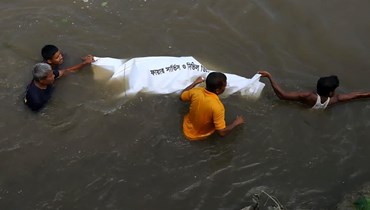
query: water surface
[{"left": 1, "top": 0, "right": 370, "bottom": 209}]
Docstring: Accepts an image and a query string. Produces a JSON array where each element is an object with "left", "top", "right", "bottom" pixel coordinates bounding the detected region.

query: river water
[{"left": 1, "top": 0, "right": 370, "bottom": 209}]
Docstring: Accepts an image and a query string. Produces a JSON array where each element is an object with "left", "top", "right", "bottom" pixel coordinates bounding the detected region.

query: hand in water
[{"left": 234, "top": 115, "right": 245, "bottom": 125}]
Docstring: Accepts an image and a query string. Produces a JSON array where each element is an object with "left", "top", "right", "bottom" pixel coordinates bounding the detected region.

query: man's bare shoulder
[
  {"left": 298, "top": 91, "right": 318, "bottom": 106},
  {"left": 299, "top": 91, "right": 316, "bottom": 99}
]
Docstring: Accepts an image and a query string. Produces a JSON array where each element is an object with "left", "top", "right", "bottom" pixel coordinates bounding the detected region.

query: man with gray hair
[{"left": 24, "top": 63, "right": 58, "bottom": 111}]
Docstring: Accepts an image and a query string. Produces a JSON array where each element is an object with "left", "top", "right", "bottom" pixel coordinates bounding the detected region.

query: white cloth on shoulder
[
  {"left": 311, "top": 94, "right": 330, "bottom": 109},
  {"left": 91, "top": 56, "right": 265, "bottom": 98}
]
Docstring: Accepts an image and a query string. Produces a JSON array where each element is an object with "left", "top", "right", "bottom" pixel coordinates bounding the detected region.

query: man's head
[
  {"left": 317, "top": 75, "right": 339, "bottom": 97},
  {"left": 206, "top": 72, "right": 227, "bottom": 95},
  {"left": 33, "top": 63, "right": 55, "bottom": 85},
  {"left": 41, "top": 44, "right": 63, "bottom": 66}
]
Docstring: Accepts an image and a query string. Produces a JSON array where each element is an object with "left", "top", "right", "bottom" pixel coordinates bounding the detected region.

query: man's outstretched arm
[
  {"left": 216, "top": 115, "right": 245, "bottom": 137},
  {"left": 333, "top": 92, "right": 370, "bottom": 103},
  {"left": 258, "top": 71, "right": 311, "bottom": 102},
  {"left": 179, "top": 76, "right": 204, "bottom": 101},
  {"left": 58, "top": 55, "right": 95, "bottom": 77}
]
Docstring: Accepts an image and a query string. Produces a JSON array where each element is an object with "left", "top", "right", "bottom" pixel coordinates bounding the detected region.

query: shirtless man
[{"left": 259, "top": 71, "right": 370, "bottom": 109}]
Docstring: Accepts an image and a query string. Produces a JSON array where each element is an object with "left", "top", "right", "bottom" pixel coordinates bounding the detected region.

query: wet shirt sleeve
[
  {"left": 53, "top": 68, "right": 60, "bottom": 79},
  {"left": 213, "top": 103, "right": 226, "bottom": 130},
  {"left": 180, "top": 89, "right": 192, "bottom": 101}
]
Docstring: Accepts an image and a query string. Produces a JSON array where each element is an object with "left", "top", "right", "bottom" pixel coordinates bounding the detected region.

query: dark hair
[
  {"left": 316, "top": 75, "right": 339, "bottom": 97},
  {"left": 206, "top": 72, "right": 227, "bottom": 93},
  {"left": 41, "top": 45, "right": 59, "bottom": 61}
]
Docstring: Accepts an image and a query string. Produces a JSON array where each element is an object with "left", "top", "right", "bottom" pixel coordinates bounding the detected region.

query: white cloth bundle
[{"left": 92, "top": 56, "right": 265, "bottom": 98}]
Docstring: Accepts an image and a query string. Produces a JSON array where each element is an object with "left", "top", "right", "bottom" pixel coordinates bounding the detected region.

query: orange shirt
[{"left": 180, "top": 87, "right": 226, "bottom": 140}]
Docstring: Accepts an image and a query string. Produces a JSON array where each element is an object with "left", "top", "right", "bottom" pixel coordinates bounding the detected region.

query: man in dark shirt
[
  {"left": 24, "top": 63, "right": 57, "bottom": 111},
  {"left": 24, "top": 45, "right": 94, "bottom": 111}
]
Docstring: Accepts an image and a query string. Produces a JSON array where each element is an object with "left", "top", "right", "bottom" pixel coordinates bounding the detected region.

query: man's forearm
[
  {"left": 268, "top": 78, "right": 286, "bottom": 99},
  {"left": 64, "top": 62, "right": 89, "bottom": 72},
  {"left": 180, "top": 77, "right": 204, "bottom": 100}
]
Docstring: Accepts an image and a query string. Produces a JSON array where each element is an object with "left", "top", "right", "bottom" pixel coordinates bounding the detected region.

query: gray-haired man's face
[{"left": 39, "top": 71, "right": 55, "bottom": 85}]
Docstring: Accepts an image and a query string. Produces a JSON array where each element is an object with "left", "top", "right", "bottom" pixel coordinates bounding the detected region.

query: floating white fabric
[{"left": 92, "top": 56, "right": 265, "bottom": 98}]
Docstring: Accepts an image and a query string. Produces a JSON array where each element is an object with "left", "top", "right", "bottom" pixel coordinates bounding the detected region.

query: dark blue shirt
[{"left": 24, "top": 69, "right": 60, "bottom": 111}]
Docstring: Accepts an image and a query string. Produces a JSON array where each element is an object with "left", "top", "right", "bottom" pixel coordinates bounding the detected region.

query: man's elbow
[
  {"left": 216, "top": 130, "right": 227, "bottom": 137},
  {"left": 276, "top": 93, "right": 289, "bottom": 100},
  {"left": 179, "top": 92, "right": 186, "bottom": 101},
  {"left": 276, "top": 94, "right": 285, "bottom": 100}
]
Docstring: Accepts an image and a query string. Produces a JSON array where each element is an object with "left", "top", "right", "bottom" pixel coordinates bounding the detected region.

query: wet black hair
[
  {"left": 41, "top": 44, "right": 59, "bottom": 61},
  {"left": 316, "top": 75, "right": 339, "bottom": 97},
  {"left": 206, "top": 72, "right": 227, "bottom": 93}
]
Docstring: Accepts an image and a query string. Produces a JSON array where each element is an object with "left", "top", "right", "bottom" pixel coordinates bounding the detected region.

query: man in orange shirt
[{"left": 180, "top": 72, "right": 245, "bottom": 140}]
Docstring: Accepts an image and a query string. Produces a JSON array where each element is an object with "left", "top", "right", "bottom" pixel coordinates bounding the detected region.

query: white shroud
[{"left": 91, "top": 56, "right": 265, "bottom": 98}]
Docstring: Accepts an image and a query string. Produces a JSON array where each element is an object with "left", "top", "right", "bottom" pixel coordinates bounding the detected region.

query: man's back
[{"left": 181, "top": 87, "right": 226, "bottom": 140}]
